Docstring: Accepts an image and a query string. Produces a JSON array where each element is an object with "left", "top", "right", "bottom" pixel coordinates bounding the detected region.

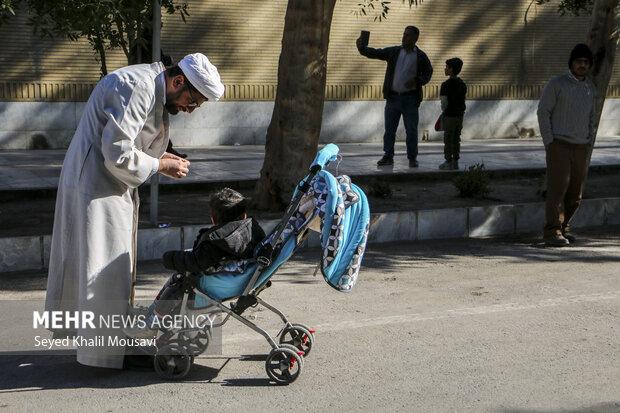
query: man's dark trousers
[
  {"left": 383, "top": 94, "right": 419, "bottom": 160},
  {"left": 544, "top": 139, "right": 590, "bottom": 237}
]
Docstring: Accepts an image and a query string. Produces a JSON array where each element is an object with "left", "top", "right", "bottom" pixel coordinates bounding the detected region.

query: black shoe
[
  {"left": 123, "top": 355, "right": 155, "bottom": 371},
  {"left": 377, "top": 156, "right": 393, "bottom": 166},
  {"left": 439, "top": 161, "right": 452, "bottom": 170},
  {"left": 543, "top": 233, "right": 569, "bottom": 247},
  {"left": 409, "top": 159, "right": 419, "bottom": 168},
  {"left": 562, "top": 231, "right": 576, "bottom": 243}
]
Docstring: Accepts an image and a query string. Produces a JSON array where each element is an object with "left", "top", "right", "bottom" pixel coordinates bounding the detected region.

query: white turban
[{"left": 178, "top": 53, "right": 225, "bottom": 102}]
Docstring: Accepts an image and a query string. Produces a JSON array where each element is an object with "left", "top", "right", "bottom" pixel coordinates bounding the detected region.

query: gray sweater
[{"left": 537, "top": 72, "right": 596, "bottom": 146}]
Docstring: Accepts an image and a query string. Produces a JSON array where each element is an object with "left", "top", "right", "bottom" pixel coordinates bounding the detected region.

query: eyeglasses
[
  {"left": 186, "top": 83, "right": 200, "bottom": 108},
  {"left": 574, "top": 58, "right": 590, "bottom": 65}
]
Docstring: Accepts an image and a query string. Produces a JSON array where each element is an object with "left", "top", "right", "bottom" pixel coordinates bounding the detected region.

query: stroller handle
[
  {"left": 310, "top": 143, "right": 339, "bottom": 172},
  {"left": 255, "top": 143, "right": 341, "bottom": 271}
]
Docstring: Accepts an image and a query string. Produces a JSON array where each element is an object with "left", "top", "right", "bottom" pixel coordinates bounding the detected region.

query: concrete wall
[
  {"left": 3, "top": 198, "right": 620, "bottom": 273},
  {"left": 1, "top": 99, "right": 619, "bottom": 150}
]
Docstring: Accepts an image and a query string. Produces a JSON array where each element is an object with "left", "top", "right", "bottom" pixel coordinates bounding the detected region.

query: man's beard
[
  {"left": 165, "top": 88, "right": 185, "bottom": 115},
  {"left": 165, "top": 102, "right": 180, "bottom": 115}
]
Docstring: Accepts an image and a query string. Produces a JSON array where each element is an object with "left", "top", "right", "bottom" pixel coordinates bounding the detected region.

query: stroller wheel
[
  {"left": 154, "top": 344, "right": 193, "bottom": 380},
  {"left": 157, "top": 327, "right": 211, "bottom": 358},
  {"left": 265, "top": 347, "right": 303, "bottom": 385},
  {"left": 179, "top": 328, "right": 212, "bottom": 357},
  {"left": 279, "top": 324, "right": 314, "bottom": 356},
  {"left": 294, "top": 323, "right": 316, "bottom": 339},
  {"left": 278, "top": 344, "right": 305, "bottom": 366}
]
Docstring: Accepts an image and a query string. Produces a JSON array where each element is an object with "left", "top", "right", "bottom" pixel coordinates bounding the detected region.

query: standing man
[
  {"left": 357, "top": 25, "right": 433, "bottom": 167},
  {"left": 537, "top": 44, "right": 595, "bottom": 247},
  {"left": 45, "top": 53, "right": 225, "bottom": 369}
]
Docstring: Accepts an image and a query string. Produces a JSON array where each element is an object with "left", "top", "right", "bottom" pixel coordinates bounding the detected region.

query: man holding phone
[{"left": 357, "top": 26, "right": 433, "bottom": 167}]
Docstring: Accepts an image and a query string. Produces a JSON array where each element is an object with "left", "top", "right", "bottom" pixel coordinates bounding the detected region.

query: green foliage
[
  {"left": 1, "top": 0, "right": 15, "bottom": 13},
  {"left": 453, "top": 163, "right": 491, "bottom": 198},
  {"left": 354, "top": 0, "right": 422, "bottom": 22},
  {"left": 0, "top": 0, "right": 16, "bottom": 25},
  {"left": 535, "top": 0, "right": 594, "bottom": 16},
  {"left": 368, "top": 178, "right": 392, "bottom": 199},
  {"left": 22, "top": 0, "right": 189, "bottom": 76},
  {"left": 557, "top": 0, "right": 595, "bottom": 16}
]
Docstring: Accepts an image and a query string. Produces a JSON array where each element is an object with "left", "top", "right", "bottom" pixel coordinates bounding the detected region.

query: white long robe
[{"left": 45, "top": 63, "right": 169, "bottom": 368}]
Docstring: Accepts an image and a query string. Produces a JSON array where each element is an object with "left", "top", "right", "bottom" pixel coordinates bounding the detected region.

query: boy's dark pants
[
  {"left": 443, "top": 116, "right": 463, "bottom": 161},
  {"left": 544, "top": 139, "right": 591, "bottom": 237}
]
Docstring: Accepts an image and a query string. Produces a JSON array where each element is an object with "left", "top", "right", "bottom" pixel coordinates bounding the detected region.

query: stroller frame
[{"left": 150, "top": 158, "right": 329, "bottom": 383}]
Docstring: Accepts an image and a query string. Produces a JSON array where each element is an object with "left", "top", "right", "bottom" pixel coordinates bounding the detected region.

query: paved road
[{"left": 1, "top": 229, "right": 619, "bottom": 412}]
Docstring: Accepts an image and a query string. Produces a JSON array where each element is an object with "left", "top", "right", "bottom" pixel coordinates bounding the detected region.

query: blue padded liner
[
  {"left": 316, "top": 171, "right": 339, "bottom": 247},
  {"left": 194, "top": 235, "right": 297, "bottom": 308},
  {"left": 311, "top": 143, "right": 339, "bottom": 169},
  {"left": 322, "top": 183, "right": 370, "bottom": 288}
]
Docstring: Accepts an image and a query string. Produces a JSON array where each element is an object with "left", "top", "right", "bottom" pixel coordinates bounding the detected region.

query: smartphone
[{"left": 360, "top": 30, "right": 370, "bottom": 46}]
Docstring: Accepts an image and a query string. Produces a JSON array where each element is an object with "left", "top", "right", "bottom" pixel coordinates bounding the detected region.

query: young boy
[
  {"left": 124, "top": 188, "right": 265, "bottom": 337},
  {"left": 162, "top": 187, "right": 265, "bottom": 274},
  {"left": 439, "top": 58, "right": 467, "bottom": 170}
]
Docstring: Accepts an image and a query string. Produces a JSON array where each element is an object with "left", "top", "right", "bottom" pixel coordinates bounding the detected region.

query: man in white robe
[{"left": 45, "top": 53, "right": 224, "bottom": 369}]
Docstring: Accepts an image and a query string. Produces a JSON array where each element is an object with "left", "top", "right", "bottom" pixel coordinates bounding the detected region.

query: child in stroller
[
  {"left": 124, "top": 187, "right": 264, "bottom": 336},
  {"left": 126, "top": 144, "right": 370, "bottom": 383}
]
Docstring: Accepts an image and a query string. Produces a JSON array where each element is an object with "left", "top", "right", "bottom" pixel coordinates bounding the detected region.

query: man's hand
[
  {"left": 356, "top": 37, "right": 364, "bottom": 49},
  {"left": 158, "top": 152, "right": 190, "bottom": 179},
  {"left": 162, "top": 152, "right": 190, "bottom": 163}
]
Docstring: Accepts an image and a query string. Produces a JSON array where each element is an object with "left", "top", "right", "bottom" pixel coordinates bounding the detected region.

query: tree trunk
[
  {"left": 92, "top": 35, "right": 108, "bottom": 77},
  {"left": 587, "top": 0, "right": 619, "bottom": 142},
  {"left": 253, "top": 0, "right": 337, "bottom": 211}
]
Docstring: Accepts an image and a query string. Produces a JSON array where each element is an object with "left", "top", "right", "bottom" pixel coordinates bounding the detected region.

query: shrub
[{"left": 453, "top": 163, "right": 491, "bottom": 198}]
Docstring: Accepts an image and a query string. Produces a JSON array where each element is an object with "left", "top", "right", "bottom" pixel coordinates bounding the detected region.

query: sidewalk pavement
[
  {"left": 1, "top": 137, "right": 620, "bottom": 273},
  {"left": 1, "top": 136, "right": 620, "bottom": 192}
]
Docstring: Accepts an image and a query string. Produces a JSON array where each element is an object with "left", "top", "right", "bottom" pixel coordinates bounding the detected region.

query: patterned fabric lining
[
  {"left": 321, "top": 176, "right": 359, "bottom": 265},
  {"left": 337, "top": 221, "right": 369, "bottom": 291},
  {"left": 320, "top": 176, "right": 367, "bottom": 291}
]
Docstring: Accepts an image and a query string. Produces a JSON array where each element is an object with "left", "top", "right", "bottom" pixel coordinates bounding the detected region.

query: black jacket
[
  {"left": 358, "top": 45, "right": 433, "bottom": 104},
  {"left": 440, "top": 77, "right": 467, "bottom": 117},
  {"left": 162, "top": 218, "right": 265, "bottom": 273}
]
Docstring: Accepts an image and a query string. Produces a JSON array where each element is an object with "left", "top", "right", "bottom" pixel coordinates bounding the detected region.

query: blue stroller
[{"left": 147, "top": 144, "right": 370, "bottom": 383}]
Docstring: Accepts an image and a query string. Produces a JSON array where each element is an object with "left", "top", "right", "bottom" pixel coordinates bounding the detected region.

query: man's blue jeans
[{"left": 382, "top": 94, "right": 419, "bottom": 160}]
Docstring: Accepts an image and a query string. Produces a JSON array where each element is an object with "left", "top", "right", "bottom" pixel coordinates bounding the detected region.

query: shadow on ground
[
  {"left": 360, "top": 226, "right": 620, "bottom": 272},
  {"left": 0, "top": 352, "right": 286, "bottom": 392},
  {"left": 499, "top": 404, "right": 620, "bottom": 413}
]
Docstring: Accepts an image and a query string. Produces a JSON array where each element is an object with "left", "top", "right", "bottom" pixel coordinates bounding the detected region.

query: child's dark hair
[
  {"left": 208, "top": 188, "right": 247, "bottom": 224},
  {"left": 446, "top": 57, "right": 463, "bottom": 75}
]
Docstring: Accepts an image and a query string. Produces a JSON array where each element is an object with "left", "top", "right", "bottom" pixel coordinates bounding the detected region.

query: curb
[
  {"left": 5, "top": 164, "right": 620, "bottom": 200},
  {"left": 2, "top": 197, "right": 620, "bottom": 273}
]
